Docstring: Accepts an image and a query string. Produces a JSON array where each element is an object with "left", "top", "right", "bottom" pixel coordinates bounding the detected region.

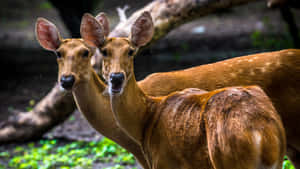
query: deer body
[
  {"left": 140, "top": 49, "right": 300, "bottom": 153},
  {"left": 90, "top": 13, "right": 285, "bottom": 169},
  {"left": 102, "top": 37, "right": 286, "bottom": 168},
  {"left": 112, "top": 76, "right": 285, "bottom": 169}
]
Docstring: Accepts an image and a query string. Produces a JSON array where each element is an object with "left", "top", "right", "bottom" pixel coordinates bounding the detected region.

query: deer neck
[
  {"left": 110, "top": 74, "right": 152, "bottom": 145},
  {"left": 72, "top": 69, "right": 113, "bottom": 134}
]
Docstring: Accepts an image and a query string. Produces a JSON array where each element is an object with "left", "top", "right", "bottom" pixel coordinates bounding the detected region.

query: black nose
[
  {"left": 60, "top": 75, "right": 75, "bottom": 90},
  {"left": 110, "top": 73, "right": 125, "bottom": 85}
]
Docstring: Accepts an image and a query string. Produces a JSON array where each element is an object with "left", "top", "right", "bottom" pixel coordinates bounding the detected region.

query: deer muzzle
[
  {"left": 109, "top": 72, "right": 125, "bottom": 94},
  {"left": 60, "top": 75, "right": 75, "bottom": 90}
]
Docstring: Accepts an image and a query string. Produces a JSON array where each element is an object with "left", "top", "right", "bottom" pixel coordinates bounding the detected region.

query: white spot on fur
[
  {"left": 253, "top": 131, "right": 262, "bottom": 150},
  {"left": 265, "top": 62, "right": 271, "bottom": 66},
  {"left": 248, "top": 59, "right": 253, "bottom": 62},
  {"left": 276, "top": 61, "right": 281, "bottom": 66},
  {"left": 230, "top": 73, "right": 237, "bottom": 77},
  {"left": 237, "top": 60, "right": 242, "bottom": 63},
  {"left": 260, "top": 67, "right": 266, "bottom": 73},
  {"left": 287, "top": 52, "right": 294, "bottom": 55}
]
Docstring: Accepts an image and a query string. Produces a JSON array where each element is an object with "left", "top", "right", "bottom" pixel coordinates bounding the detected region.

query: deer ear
[
  {"left": 80, "top": 13, "right": 105, "bottom": 48},
  {"left": 95, "top": 12, "right": 110, "bottom": 37},
  {"left": 35, "top": 18, "right": 61, "bottom": 51},
  {"left": 130, "top": 11, "right": 154, "bottom": 48}
]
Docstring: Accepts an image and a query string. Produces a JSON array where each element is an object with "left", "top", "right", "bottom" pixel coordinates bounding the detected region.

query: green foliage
[
  {"left": 7, "top": 106, "right": 14, "bottom": 112},
  {"left": 172, "top": 43, "right": 190, "bottom": 62},
  {"left": 39, "top": 2, "right": 53, "bottom": 10},
  {"left": 283, "top": 156, "right": 295, "bottom": 169},
  {"left": 0, "top": 152, "right": 9, "bottom": 158},
  {"left": 0, "top": 164, "right": 6, "bottom": 169},
  {"left": 68, "top": 115, "right": 76, "bottom": 121},
  {"left": 4, "top": 138, "right": 136, "bottom": 169},
  {"left": 1, "top": 138, "right": 295, "bottom": 169},
  {"left": 25, "top": 99, "right": 35, "bottom": 111},
  {"left": 18, "top": 20, "right": 29, "bottom": 28},
  {"left": 173, "top": 52, "right": 181, "bottom": 62},
  {"left": 250, "top": 30, "right": 293, "bottom": 50},
  {"left": 250, "top": 16, "right": 294, "bottom": 50}
]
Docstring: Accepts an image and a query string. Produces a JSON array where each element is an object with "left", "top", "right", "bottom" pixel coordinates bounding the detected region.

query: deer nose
[
  {"left": 109, "top": 73, "right": 125, "bottom": 86},
  {"left": 60, "top": 75, "right": 75, "bottom": 90}
]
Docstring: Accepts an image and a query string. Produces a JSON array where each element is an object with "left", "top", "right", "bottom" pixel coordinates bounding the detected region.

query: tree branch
[{"left": 117, "top": 5, "right": 129, "bottom": 23}]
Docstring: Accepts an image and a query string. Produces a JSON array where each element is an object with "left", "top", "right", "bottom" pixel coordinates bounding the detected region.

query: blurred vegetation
[
  {"left": 251, "top": 30, "right": 294, "bottom": 49},
  {"left": 0, "top": 137, "right": 295, "bottom": 169},
  {"left": 39, "top": 1, "right": 53, "bottom": 10},
  {"left": 251, "top": 16, "right": 296, "bottom": 50},
  {"left": 284, "top": 156, "right": 295, "bottom": 169},
  {"left": 0, "top": 138, "right": 136, "bottom": 169}
]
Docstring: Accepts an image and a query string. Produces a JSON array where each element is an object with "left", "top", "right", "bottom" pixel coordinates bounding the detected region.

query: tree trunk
[
  {"left": 0, "top": 84, "right": 75, "bottom": 142},
  {"left": 280, "top": 6, "right": 300, "bottom": 48},
  {"left": 0, "top": 0, "right": 258, "bottom": 143},
  {"left": 267, "top": 0, "right": 300, "bottom": 8},
  {"left": 266, "top": 0, "right": 300, "bottom": 49}
]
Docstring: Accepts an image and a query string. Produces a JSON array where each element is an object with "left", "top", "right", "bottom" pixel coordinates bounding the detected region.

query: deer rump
[{"left": 143, "top": 87, "right": 285, "bottom": 169}]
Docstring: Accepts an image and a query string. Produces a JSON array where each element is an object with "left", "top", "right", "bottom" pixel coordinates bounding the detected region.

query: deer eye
[
  {"left": 128, "top": 49, "right": 135, "bottom": 56},
  {"left": 55, "top": 51, "right": 62, "bottom": 58},
  {"left": 82, "top": 50, "right": 89, "bottom": 58},
  {"left": 101, "top": 49, "right": 108, "bottom": 57}
]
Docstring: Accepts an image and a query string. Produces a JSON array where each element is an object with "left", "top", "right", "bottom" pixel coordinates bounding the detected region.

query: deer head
[
  {"left": 80, "top": 12, "right": 154, "bottom": 95},
  {"left": 35, "top": 15, "right": 109, "bottom": 91}
]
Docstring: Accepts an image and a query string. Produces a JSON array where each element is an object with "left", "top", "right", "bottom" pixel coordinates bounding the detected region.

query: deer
[
  {"left": 79, "top": 12, "right": 286, "bottom": 169},
  {"left": 35, "top": 13, "right": 299, "bottom": 168},
  {"left": 35, "top": 16, "right": 150, "bottom": 169}
]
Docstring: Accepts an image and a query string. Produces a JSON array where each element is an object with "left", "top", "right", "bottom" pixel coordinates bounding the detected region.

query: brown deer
[
  {"left": 35, "top": 16, "right": 150, "bottom": 169},
  {"left": 36, "top": 13, "right": 299, "bottom": 168},
  {"left": 80, "top": 12, "right": 286, "bottom": 169}
]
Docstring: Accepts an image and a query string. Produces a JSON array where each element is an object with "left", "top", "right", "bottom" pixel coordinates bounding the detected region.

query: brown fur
[
  {"left": 101, "top": 37, "right": 286, "bottom": 169},
  {"left": 139, "top": 49, "right": 300, "bottom": 164}
]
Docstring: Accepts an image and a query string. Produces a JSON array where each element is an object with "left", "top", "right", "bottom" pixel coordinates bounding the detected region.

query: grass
[{"left": 0, "top": 137, "right": 295, "bottom": 169}]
